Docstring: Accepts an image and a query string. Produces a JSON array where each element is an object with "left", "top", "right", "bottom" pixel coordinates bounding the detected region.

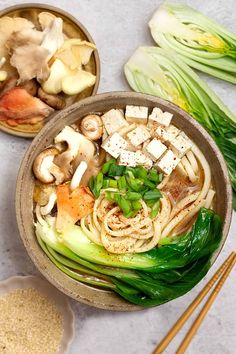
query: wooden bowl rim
[
  {"left": 0, "top": 3, "right": 100, "bottom": 139},
  {"left": 15, "top": 91, "right": 233, "bottom": 311}
]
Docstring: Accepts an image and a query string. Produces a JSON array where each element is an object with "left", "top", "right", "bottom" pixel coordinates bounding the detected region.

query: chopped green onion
[
  {"left": 143, "top": 189, "right": 162, "bottom": 201},
  {"left": 133, "top": 167, "right": 148, "bottom": 179},
  {"left": 105, "top": 191, "right": 114, "bottom": 202},
  {"left": 119, "top": 197, "right": 131, "bottom": 215},
  {"left": 124, "top": 210, "right": 138, "bottom": 218},
  {"left": 103, "top": 179, "right": 110, "bottom": 189},
  {"left": 118, "top": 176, "right": 127, "bottom": 190},
  {"left": 102, "top": 159, "right": 116, "bottom": 174},
  {"left": 109, "top": 179, "right": 118, "bottom": 188},
  {"left": 144, "top": 179, "right": 156, "bottom": 189},
  {"left": 108, "top": 164, "right": 126, "bottom": 177},
  {"left": 132, "top": 200, "right": 142, "bottom": 211},
  {"left": 148, "top": 169, "right": 161, "bottom": 183},
  {"left": 125, "top": 192, "right": 142, "bottom": 200},
  {"left": 150, "top": 200, "right": 160, "bottom": 219}
]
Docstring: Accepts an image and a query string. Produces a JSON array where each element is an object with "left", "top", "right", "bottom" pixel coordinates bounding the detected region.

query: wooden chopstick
[
  {"left": 176, "top": 253, "right": 236, "bottom": 354},
  {"left": 153, "top": 252, "right": 236, "bottom": 354}
]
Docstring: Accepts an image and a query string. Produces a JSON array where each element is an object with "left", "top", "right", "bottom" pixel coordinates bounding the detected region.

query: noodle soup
[{"left": 32, "top": 103, "right": 222, "bottom": 307}]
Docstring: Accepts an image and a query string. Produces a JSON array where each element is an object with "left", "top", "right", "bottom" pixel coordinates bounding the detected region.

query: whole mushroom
[
  {"left": 33, "top": 147, "right": 64, "bottom": 184},
  {"left": 80, "top": 114, "right": 103, "bottom": 141}
]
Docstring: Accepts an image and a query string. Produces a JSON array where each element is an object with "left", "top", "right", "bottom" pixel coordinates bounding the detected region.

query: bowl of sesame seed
[{"left": 0, "top": 275, "right": 75, "bottom": 354}]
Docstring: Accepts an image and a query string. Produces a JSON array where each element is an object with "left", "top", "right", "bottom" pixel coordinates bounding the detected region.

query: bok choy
[
  {"left": 149, "top": 3, "right": 236, "bottom": 84},
  {"left": 36, "top": 208, "right": 223, "bottom": 307},
  {"left": 124, "top": 47, "right": 236, "bottom": 202}
]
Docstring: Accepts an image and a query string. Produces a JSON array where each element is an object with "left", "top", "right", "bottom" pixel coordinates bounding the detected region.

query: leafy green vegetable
[
  {"left": 124, "top": 46, "right": 236, "bottom": 202},
  {"left": 149, "top": 3, "right": 236, "bottom": 83},
  {"left": 36, "top": 208, "right": 223, "bottom": 307}
]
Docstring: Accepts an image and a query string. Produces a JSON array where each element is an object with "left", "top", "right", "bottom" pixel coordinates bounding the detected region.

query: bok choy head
[
  {"left": 124, "top": 47, "right": 236, "bottom": 200},
  {"left": 149, "top": 3, "right": 236, "bottom": 83}
]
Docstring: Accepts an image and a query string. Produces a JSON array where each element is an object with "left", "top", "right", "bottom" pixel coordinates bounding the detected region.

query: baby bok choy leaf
[
  {"left": 35, "top": 208, "right": 222, "bottom": 307},
  {"left": 124, "top": 47, "right": 236, "bottom": 201},
  {"left": 149, "top": 3, "right": 236, "bottom": 84}
]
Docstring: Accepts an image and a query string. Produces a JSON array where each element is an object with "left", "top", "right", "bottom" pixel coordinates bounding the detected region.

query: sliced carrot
[{"left": 56, "top": 184, "right": 94, "bottom": 232}]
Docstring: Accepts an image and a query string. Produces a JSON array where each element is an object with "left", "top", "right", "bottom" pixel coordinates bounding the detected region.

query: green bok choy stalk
[
  {"left": 124, "top": 47, "right": 236, "bottom": 203},
  {"left": 35, "top": 208, "right": 223, "bottom": 307},
  {"left": 149, "top": 3, "right": 236, "bottom": 84}
]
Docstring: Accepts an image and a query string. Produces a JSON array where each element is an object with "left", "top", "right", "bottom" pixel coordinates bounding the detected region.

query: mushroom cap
[
  {"left": 33, "top": 147, "right": 61, "bottom": 184},
  {"left": 80, "top": 114, "right": 103, "bottom": 141}
]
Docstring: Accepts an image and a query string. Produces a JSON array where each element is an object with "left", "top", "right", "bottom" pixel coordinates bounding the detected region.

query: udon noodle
[{"left": 80, "top": 142, "right": 215, "bottom": 253}]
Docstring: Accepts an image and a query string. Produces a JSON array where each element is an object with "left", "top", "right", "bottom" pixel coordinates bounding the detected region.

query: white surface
[{"left": 0, "top": 1, "right": 235, "bottom": 353}]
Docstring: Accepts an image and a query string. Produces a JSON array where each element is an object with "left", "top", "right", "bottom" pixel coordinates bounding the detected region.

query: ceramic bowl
[
  {"left": 0, "top": 3, "right": 100, "bottom": 138},
  {"left": 0, "top": 275, "right": 74, "bottom": 353},
  {"left": 15, "top": 92, "right": 233, "bottom": 311}
]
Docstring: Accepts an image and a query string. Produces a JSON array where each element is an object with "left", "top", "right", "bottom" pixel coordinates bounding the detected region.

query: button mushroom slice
[
  {"left": 70, "top": 161, "right": 88, "bottom": 191},
  {"left": 80, "top": 114, "right": 103, "bottom": 141},
  {"left": 33, "top": 147, "right": 65, "bottom": 184},
  {"left": 38, "top": 87, "right": 66, "bottom": 110}
]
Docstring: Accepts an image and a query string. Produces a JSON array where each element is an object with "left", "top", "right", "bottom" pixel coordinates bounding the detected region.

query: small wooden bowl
[
  {"left": 15, "top": 92, "right": 233, "bottom": 311},
  {"left": 0, "top": 3, "right": 100, "bottom": 138}
]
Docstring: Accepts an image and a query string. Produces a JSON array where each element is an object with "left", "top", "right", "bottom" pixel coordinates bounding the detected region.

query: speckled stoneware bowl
[
  {"left": 15, "top": 92, "right": 233, "bottom": 311},
  {"left": 0, "top": 3, "right": 100, "bottom": 138}
]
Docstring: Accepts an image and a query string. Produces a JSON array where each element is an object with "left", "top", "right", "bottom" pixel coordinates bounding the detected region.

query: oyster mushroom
[
  {"left": 33, "top": 147, "right": 64, "bottom": 184},
  {"left": 38, "top": 87, "right": 65, "bottom": 110},
  {"left": 80, "top": 114, "right": 103, "bottom": 141}
]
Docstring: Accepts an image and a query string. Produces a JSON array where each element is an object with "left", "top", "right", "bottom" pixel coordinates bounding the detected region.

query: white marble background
[{"left": 0, "top": 0, "right": 235, "bottom": 353}]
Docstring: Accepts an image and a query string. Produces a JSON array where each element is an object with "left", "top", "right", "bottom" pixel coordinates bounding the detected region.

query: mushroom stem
[
  {"left": 70, "top": 161, "right": 88, "bottom": 191},
  {"left": 40, "top": 191, "right": 57, "bottom": 215}
]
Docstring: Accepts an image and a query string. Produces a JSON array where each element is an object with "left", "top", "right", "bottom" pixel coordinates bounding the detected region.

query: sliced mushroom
[
  {"left": 20, "top": 79, "right": 38, "bottom": 96},
  {"left": 33, "top": 147, "right": 65, "bottom": 184},
  {"left": 54, "top": 125, "right": 95, "bottom": 180},
  {"left": 80, "top": 114, "right": 103, "bottom": 140},
  {"left": 38, "top": 87, "right": 66, "bottom": 110}
]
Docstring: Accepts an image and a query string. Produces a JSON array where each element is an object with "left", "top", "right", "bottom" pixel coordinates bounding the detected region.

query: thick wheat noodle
[
  {"left": 192, "top": 144, "right": 211, "bottom": 202},
  {"left": 181, "top": 156, "right": 197, "bottom": 183},
  {"left": 175, "top": 162, "right": 188, "bottom": 177},
  {"left": 154, "top": 194, "right": 171, "bottom": 230},
  {"left": 170, "top": 192, "right": 200, "bottom": 219},
  {"left": 161, "top": 199, "right": 206, "bottom": 238},
  {"left": 35, "top": 204, "right": 47, "bottom": 227},
  {"left": 105, "top": 208, "right": 152, "bottom": 237},
  {"left": 172, "top": 199, "right": 206, "bottom": 236},
  {"left": 186, "top": 150, "right": 198, "bottom": 173},
  {"left": 81, "top": 216, "right": 102, "bottom": 245},
  {"left": 204, "top": 189, "right": 215, "bottom": 209},
  {"left": 132, "top": 222, "right": 153, "bottom": 235},
  {"left": 134, "top": 221, "right": 161, "bottom": 253},
  {"left": 101, "top": 226, "right": 138, "bottom": 254}
]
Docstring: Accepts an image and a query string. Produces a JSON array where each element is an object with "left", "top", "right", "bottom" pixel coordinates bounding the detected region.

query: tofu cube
[
  {"left": 135, "top": 150, "right": 153, "bottom": 170},
  {"left": 125, "top": 105, "right": 148, "bottom": 124},
  {"left": 144, "top": 138, "right": 167, "bottom": 161},
  {"left": 148, "top": 108, "right": 173, "bottom": 127},
  {"left": 166, "top": 125, "right": 180, "bottom": 142},
  {"left": 102, "top": 133, "right": 128, "bottom": 158},
  {"left": 118, "top": 150, "right": 137, "bottom": 167},
  {"left": 102, "top": 109, "right": 128, "bottom": 135},
  {"left": 170, "top": 133, "right": 192, "bottom": 158},
  {"left": 155, "top": 126, "right": 169, "bottom": 142},
  {"left": 127, "top": 126, "right": 151, "bottom": 147},
  {"left": 155, "top": 124, "right": 180, "bottom": 143},
  {"left": 156, "top": 150, "right": 180, "bottom": 175}
]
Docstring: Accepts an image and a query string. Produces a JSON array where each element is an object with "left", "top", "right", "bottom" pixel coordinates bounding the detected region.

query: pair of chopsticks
[{"left": 153, "top": 251, "right": 236, "bottom": 354}]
